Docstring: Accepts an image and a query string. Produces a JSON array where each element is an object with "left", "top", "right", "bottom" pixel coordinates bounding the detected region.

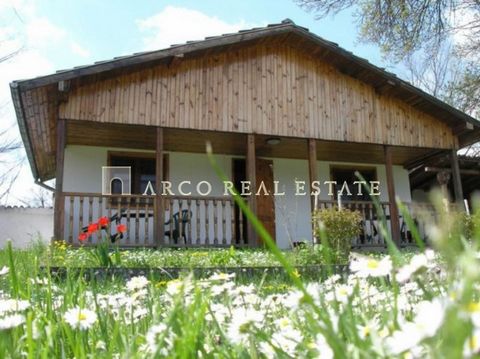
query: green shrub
[
  {"left": 462, "top": 211, "right": 480, "bottom": 240},
  {"left": 313, "top": 207, "right": 362, "bottom": 263}
]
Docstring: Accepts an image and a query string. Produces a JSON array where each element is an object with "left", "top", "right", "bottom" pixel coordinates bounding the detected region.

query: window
[
  {"left": 330, "top": 166, "right": 377, "bottom": 201},
  {"left": 108, "top": 152, "right": 168, "bottom": 195}
]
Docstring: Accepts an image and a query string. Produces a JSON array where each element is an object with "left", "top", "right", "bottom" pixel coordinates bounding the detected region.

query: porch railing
[
  {"left": 316, "top": 200, "right": 434, "bottom": 248},
  {"left": 62, "top": 192, "right": 248, "bottom": 247},
  {"left": 62, "top": 193, "right": 437, "bottom": 248}
]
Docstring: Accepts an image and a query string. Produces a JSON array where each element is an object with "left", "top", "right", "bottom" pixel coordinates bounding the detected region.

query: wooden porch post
[
  {"left": 53, "top": 119, "right": 66, "bottom": 241},
  {"left": 307, "top": 139, "right": 318, "bottom": 211},
  {"left": 384, "top": 145, "right": 401, "bottom": 246},
  {"left": 246, "top": 134, "right": 258, "bottom": 246},
  {"left": 308, "top": 139, "right": 318, "bottom": 244},
  {"left": 450, "top": 148, "right": 464, "bottom": 207},
  {"left": 155, "top": 127, "right": 165, "bottom": 247}
]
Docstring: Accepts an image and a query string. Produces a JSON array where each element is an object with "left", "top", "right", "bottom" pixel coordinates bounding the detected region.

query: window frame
[
  {"left": 107, "top": 151, "right": 169, "bottom": 195},
  {"left": 329, "top": 164, "right": 377, "bottom": 202}
]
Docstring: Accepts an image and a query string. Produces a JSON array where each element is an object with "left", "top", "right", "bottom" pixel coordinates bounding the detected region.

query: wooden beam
[
  {"left": 308, "top": 139, "right": 318, "bottom": 211},
  {"left": 167, "top": 54, "right": 184, "bottom": 68},
  {"left": 246, "top": 134, "right": 257, "bottom": 246},
  {"left": 425, "top": 166, "right": 480, "bottom": 176},
  {"left": 450, "top": 148, "right": 464, "bottom": 205},
  {"left": 53, "top": 119, "right": 66, "bottom": 241},
  {"left": 156, "top": 127, "right": 165, "bottom": 247},
  {"left": 403, "top": 150, "right": 446, "bottom": 170},
  {"left": 384, "top": 145, "right": 401, "bottom": 246},
  {"left": 453, "top": 121, "right": 474, "bottom": 135}
]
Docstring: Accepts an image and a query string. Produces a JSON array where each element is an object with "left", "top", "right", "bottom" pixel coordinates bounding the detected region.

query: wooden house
[{"left": 10, "top": 19, "right": 480, "bottom": 248}]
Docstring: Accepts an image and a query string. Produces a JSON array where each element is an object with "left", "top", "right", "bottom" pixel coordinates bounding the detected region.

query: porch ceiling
[{"left": 67, "top": 120, "right": 438, "bottom": 166}]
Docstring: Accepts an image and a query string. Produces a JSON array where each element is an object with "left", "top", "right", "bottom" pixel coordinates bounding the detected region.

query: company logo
[
  {"left": 102, "top": 166, "right": 131, "bottom": 195},
  {"left": 102, "top": 166, "right": 381, "bottom": 197}
]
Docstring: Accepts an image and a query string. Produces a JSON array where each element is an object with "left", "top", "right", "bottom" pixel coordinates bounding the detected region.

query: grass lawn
[{"left": 0, "top": 202, "right": 477, "bottom": 357}]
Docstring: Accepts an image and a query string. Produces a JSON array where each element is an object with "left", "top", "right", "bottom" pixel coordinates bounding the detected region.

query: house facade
[{"left": 11, "top": 19, "right": 480, "bottom": 249}]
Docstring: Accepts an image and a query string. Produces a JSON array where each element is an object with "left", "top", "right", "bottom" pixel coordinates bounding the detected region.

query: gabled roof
[{"left": 10, "top": 19, "right": 480, "bottom": 181}]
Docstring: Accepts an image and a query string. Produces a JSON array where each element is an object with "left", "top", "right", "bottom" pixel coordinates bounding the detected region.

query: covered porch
[{"left": 54, "top": 120, "right": 460, "bottom": 249}]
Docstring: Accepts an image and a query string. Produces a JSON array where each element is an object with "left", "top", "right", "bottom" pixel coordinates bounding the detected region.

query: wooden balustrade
[
  {"left": 63, "top": 193, "right": 436, "bottom": 249},
  {"left": 63, "top": 193, "right": 246, "bottom": 247},
  {"left": 315, "top": 200, "right": 435, "bottom": 248}
]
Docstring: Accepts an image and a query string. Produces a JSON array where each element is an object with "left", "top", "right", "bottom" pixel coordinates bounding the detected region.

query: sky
[{"left": 0, "top": 0, "right": 396, "bottom": 205}]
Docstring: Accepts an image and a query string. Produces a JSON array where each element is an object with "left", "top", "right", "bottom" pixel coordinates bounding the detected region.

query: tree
[
  {"left": 296, "top": 0, "right": 480, "bottom": 119},
  {"left": 18, "top": 186, "right": 53, "bottom": 208},
  {"left": 0, "top": 14, "right": 25, "bottom": 202}
]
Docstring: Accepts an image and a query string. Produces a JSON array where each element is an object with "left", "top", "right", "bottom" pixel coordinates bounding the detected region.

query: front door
[
  {"left": 255, "top": 158, "right": 276, "bottom": 242},
  {"left": 232, "top": 158, "right": 276, "bottom": 244}
]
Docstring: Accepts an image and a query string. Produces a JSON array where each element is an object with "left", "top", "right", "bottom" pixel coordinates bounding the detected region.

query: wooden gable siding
[
  {"left": 21, "top": 85, "right": 57, "bottom": 180},
  {"left": 58, "top": 43, "right": 456, "bottom": 149}
]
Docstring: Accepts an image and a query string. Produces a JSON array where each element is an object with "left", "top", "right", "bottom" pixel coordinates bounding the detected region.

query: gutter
[
  {"left": 35, "top": 179, "right": 55, "bottom": 192},
  {"left": 9, "top": 81, "right": 40, "bottom": 181}
]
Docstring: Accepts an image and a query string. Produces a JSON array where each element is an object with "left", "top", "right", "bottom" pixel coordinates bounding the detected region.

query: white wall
[
  {"left": 62, "top": 145, "right": 412, "bottom": 248},
  {"left": 0, "top": 207, "right": 53, "bottom": 248},
  {"left": 63, "top": 145, "right": 153, "bottom": 193},
  {"left": 272, "top": 158, "right": 312, "bottom": 248}
]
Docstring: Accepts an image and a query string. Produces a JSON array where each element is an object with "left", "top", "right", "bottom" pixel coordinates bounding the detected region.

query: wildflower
[
  {"left": 209, "top": 272, "right": 235, "bottom": 281},
  {"left": 395, "top": 250, "right": 435, "bottom": 283},
  {"left": 227, "top": 308, "right": 264, "bottom": 345},
  {"left": 0, "top": 266, "right": 9, "bottom": 276},
  {"left": 464, "top": 329, "right": 480, "bottom": 358},
  {"left": 98, "top": 216, "right": 109, "bottom": 228},
  {"left": 87, "top": 223, "right": 98, "bottom": 232},
  {"left": 30, "top": 277, "right": 48, "bottom": 285},
  {"left": 126, "top": 276, "right": 149, "bottom": 292},
  {"left": 145, "top": 323, "right": 173, "bottom": 355},
  {"left": 64, "top": 307, "right": 97, "bottom": 330},
  {"left": 0, "top": 299, "right": 30, "bottom": 313},
  {"left": 0, "top": 314, "right": 25, "bottom": 330},
  {"left": 165, "top": 279, "right": 184, "bottom": 297},
  {"left": 78, "top": 232, "right": 88, "bottom": 241},
  {"left": 117, "top": 224, "right": 127, "bottom": 233},
  {"left": 386, "top": 299, "right": 445, "bottom": 354},
  {"left": 463, "top": 301, "right": 480, "bottom": 328},
  {"left": 350, "top": 255, "right": 392, "bottom": 278},
  {"left": 357, "top": 319, "right": 379, "bottom": 340},
  {"left": 270, "top": 328, "right": 302, "bottom": 356},
  {"left": 326, "top": 284, "right": 353, "bottom": 303},
  {"left": 314, "top": 333, "right": 334, "bottom": 359},
  {"left": 132, "top": 307, "right": 148, "bottom": 321}
]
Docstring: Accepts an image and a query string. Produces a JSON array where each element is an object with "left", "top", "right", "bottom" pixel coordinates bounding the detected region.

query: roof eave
[
  {"left": 10, "top": 81, "right": 40, "bottom": 181},
  {"left": 14, "top": 23, "right": 296, "bottom": 91},
  {"left": 290, "top": 26, "right": 480, "bottom": 128}
]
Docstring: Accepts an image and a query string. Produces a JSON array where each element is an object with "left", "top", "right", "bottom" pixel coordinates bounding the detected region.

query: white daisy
[
  {"left": 0, "top": 266, "right": 9, "bottom": 276},
  {"left": 209, "top": 272, "right": 235, "bottom": 281},
  {"left": 0, "top": 314, "right": 25, "bottom": 330},
  {"left": 0, "top": 299, "right": 30, "bottom": 314},
  {"left": 227, "top": 308, "right": 264, "bottom": 345},
  {"left": 395, "top": 250, "right": 435, "bottom": 283},
  {"left": 126, "top": 276, "right": 149, "bottom": 292},
  {"left": 314, "top": 333, "right": 334, "bottom": 359},
  {"left": 64, "top": 307, "right": 97, "bottom": 330},
  {"left": 464, "top": 328, "right": 480, "bottom": 358},
  {"left": 350, "top": 256, "right": 392, "bottom": 278}
]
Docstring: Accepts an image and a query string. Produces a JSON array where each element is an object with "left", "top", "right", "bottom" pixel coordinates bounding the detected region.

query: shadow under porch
[{"left": 55, "top": 120, "right": 462, "bottom": 249}]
